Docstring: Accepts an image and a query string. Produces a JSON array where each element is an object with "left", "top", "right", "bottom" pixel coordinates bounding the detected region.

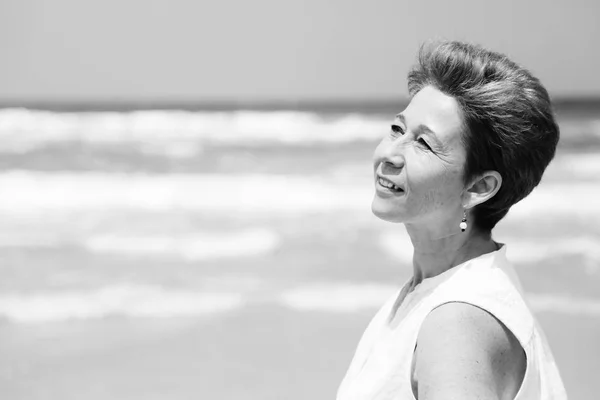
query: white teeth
[{"left": 378, "top": 177, "right": 401, "bottom": 191}]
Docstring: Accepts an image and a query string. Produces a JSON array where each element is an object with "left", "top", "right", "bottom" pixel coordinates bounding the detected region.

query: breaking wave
[
  {"left": 0, "top": 171, "right": 597, "bottom": 218},
  {"left": 0, "top": 284, "right": 244, "bottom": 323},
  {"left": 84, "top": 228, "right": 280, "bottom": 260},
  {"left": 3, "top": 282, "right": 600, "bottom": 324},
  {"left": 0, "top": 108, "right": 386, "bottom": 151}
]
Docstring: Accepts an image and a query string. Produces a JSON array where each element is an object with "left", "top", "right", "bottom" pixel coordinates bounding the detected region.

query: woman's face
[{"left": 372, "top": 85, "right": 468, "bottom": 227}]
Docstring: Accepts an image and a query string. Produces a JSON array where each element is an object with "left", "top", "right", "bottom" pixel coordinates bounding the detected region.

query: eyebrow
[{"left": 395, "top": 113, "right": 443, "bottom": 147}]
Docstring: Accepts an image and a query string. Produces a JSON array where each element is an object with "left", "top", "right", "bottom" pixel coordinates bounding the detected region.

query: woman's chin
[{"left": 371, "top": 198, "right": 405, "bottom": 223}]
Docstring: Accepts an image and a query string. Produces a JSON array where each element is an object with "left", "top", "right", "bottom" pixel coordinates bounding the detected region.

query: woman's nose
[
  {"left": 381, "top": 142, "right": 405, "bottom": 170},
  {"left": 382, "top": 158, "right": 404, "bottom": 175}
]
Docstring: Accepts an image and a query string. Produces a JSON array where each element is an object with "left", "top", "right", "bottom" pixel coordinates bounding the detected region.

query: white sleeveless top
[{"left": 337, "top": 244, "right": 567, "bottom": 400}]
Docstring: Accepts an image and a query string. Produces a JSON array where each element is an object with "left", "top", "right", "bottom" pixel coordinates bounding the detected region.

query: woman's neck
[{"left": 405, "top": 224, "right": 497, "bottom": 289}]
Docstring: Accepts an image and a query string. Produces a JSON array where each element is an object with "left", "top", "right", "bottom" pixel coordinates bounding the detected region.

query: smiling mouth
[{"left": 376, "top": 177, "right": 404, "bottom": 193}]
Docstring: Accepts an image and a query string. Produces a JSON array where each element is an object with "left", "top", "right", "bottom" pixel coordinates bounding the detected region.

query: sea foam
[
  {"left": 84, "top": 228, "right": 280, "bottom": 260},
  {"left": 380, "top": 231, "right": 600, "bottom": 272},
  {"left": 3, "top": 282, "right": 600, "bottom": 324},
  {"left": 0, "top": 171, "right": 371, "bottom": 215},
  {"left": 0, "top": 171, "right": 596, "bottom": 218},
  {"left": 279, "top": 283, "right": 399, "bottom": 313},
  {"left": 527, "top": 293, "right": 600, "bottom": 316},
  {"left": 0, "top": 284, "right": 244, "bottom": 323},
  {"left": 505, "top": 236, "right": 600, "bottom": 266},
  {"left": 278, "top": 283, "right": 600, "bottom": 317},
  {"left": 0, "top": 108, "right": 386, "bottom": 149}
]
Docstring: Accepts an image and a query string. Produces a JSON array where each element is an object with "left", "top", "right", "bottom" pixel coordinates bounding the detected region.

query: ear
[{"left": 463, "top": 171, "right": 502, "bottom": 209}]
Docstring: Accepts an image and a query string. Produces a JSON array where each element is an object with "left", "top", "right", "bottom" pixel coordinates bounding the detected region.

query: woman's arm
[{"left": 414, "top": 302, "right": 526, "bottom": 400}]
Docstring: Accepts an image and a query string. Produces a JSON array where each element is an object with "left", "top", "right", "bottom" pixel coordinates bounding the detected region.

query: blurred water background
[{"left": 0, "top": 101, "right": 598, "bottom": 399}]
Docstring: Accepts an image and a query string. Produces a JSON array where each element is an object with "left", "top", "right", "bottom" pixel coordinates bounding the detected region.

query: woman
[{"left": 337, "top": 41, "right": 567, "bottom": 400}]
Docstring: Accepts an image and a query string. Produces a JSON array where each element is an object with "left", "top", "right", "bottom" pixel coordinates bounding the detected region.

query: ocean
[{"left": 0, "top": 104, "right": 599, "bottom": 399}]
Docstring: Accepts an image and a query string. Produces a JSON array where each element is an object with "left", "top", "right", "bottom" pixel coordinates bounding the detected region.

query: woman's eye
[
  {"left": 390, "top": 124, "right": 405, "bottom": 136},
  {"left": 418, "top": 137, "right": 432, "bottom": 150}
]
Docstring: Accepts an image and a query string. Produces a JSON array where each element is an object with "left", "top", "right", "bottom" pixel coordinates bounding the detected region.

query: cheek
[{"left": 408, "top": 160, "right": 464, "bottom": 210}]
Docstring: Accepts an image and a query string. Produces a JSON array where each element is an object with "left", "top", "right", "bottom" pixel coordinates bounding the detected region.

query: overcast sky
[{"left": 1, "top": 0, "right": 598, "bottom": 102}]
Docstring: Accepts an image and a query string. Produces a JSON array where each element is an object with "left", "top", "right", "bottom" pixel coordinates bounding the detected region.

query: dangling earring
[{"left": 459, "top": 209, "right": 467, "bottom": 232}]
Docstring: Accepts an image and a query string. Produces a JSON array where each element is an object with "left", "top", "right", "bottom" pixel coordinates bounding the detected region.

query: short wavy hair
[{"left": 408, "top": 41, "right": 560, "bottom": 232}]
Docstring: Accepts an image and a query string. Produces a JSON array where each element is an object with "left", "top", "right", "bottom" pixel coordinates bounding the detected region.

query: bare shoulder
[{"left": 414, "top": 302, "right": 526, "bottom": 400}]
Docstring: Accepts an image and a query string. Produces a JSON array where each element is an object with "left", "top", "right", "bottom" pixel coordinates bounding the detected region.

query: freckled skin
[{"left": 372, "top": 86, "right": 468, "bottom": 226}]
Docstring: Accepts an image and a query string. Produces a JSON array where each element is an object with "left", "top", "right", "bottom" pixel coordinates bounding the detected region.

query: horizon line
[{"left": 1, "top": 96, "right": 600, "bottom": 113}]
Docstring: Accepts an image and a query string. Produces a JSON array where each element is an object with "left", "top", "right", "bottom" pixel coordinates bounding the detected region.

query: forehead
[{"left": 401, "top": 85, "right": 465, "bottom": 145}]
